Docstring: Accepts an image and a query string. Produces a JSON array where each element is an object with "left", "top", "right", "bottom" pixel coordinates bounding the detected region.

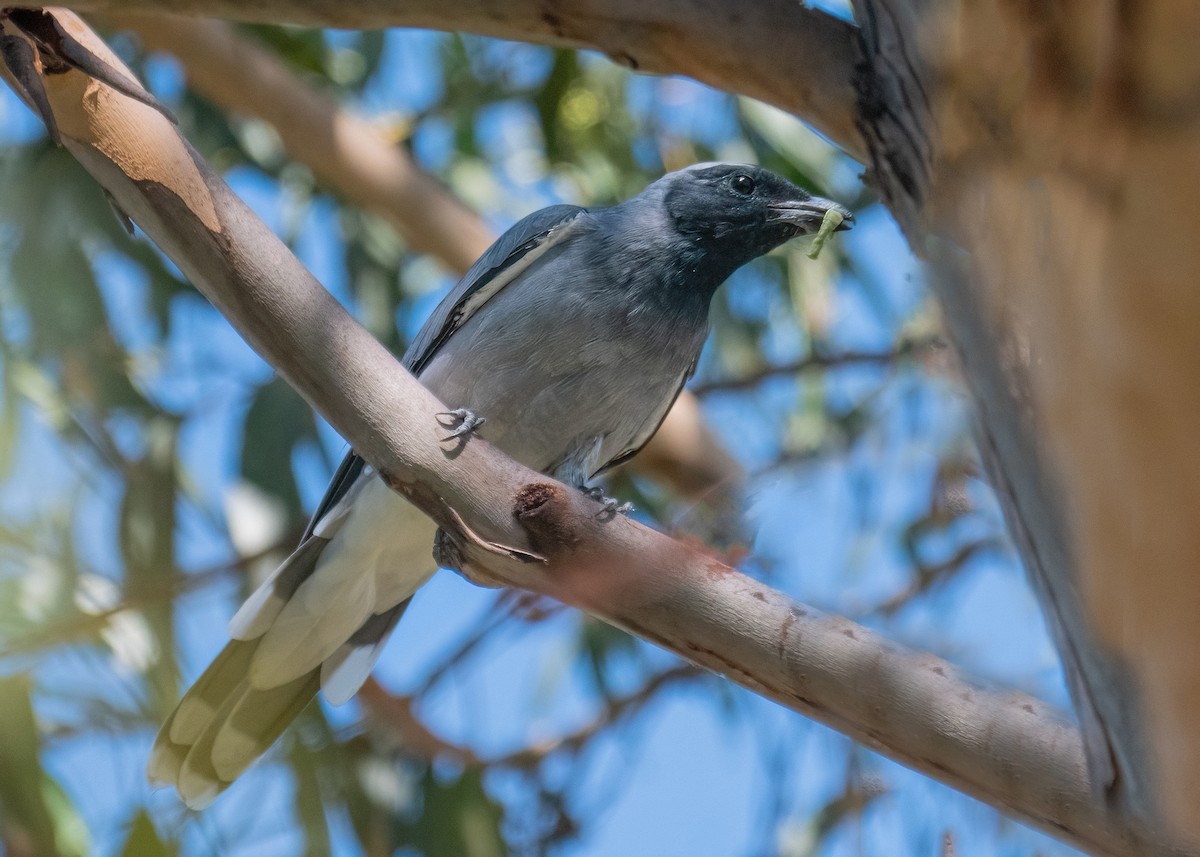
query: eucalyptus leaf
[
  {"left": 0, "top": 674, "right": 89, "bottom": 857},
  {"left": 395, "top": 769, "right": 505, "bottom": 857},
  {"left": 119, "top": 810, "right": 175, "bottom": 857},
  {"left": 240, "top": 376, "right": 320, "bottom": 523}
]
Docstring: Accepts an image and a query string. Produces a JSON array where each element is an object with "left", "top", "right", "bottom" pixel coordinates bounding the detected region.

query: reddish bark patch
[
  {"left": 514, "top": 481, "right": 559, "bottom": 515},
  {"left": 705, "top": 559, "right": 732, "bottom": 578},
  {"left": 513, "top": 482, "right": 581, "bottom": 554}
]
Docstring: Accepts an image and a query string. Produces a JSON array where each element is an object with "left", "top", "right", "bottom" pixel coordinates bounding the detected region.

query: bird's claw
[
  {"left": 437, "top": 408, "right": 485, "bottom": 441},
  {"left": 583, "top": 486, "right": 634, "bottom": 517},
  {"left": 605, "top": 499, "right": 635, "bottom": 515}
]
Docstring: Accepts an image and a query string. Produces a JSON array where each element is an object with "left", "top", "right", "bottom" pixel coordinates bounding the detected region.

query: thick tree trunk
[
  {"left": 850, "top": 0, "right": 1155, "bottom": 823},
  {"left": 855, "top": 0, "right": 1200, "bottom": 838},
  {"left": 924, "top": 0, "right": 1200, "bottom": 837}
]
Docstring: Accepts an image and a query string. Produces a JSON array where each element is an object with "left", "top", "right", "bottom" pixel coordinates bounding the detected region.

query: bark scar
[{"left": 514, "top": 482, "right": 582, "bottom": 555}]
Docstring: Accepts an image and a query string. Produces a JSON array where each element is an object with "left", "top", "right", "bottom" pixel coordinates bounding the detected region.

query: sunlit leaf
[
  {"left": 0, "top": 674, "right": 89, "bottom": 857},
  {"left": 119, "top": 810, "right": 175, "bottom": 857},
  {"left": 289, "top": 738, "right": 333, "bottom": 857},
  {"left": 240, "top": 376, "right": 319, "bottom": 523},
  {"left": 395, "top": 769, "right": 505, "bottom": 857}
]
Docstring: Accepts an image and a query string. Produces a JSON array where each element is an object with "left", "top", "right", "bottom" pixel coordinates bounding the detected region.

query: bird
[{"left": 147, "top": 162, "right": 852, "bottom": 808}]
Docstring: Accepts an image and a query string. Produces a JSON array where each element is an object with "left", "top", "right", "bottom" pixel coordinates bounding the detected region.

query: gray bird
[{"left": 147, "top": 163, "right": 852, "bottom": 807}]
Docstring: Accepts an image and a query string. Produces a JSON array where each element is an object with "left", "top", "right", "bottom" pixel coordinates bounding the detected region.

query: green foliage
[
  {"left": 0, "top": 675, "right": 89, "bottom": 857},
  {"left": 395, "top": 769, "right": 506, "bottom": 857},
  {"left": 241, "top": 376, "right": 321, "bottom": 524},
  {"left": 119, "top": 811, "right": 175, "bottom": 857}
]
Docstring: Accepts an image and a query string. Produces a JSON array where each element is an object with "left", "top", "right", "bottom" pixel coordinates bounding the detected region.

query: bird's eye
[{"left": 731, "top": 174, "right": 756, "bottom": 195}]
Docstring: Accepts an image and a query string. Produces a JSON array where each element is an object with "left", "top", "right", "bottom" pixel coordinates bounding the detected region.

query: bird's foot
[
  {"left": 582, "top": 486, "right": 634, "bottom": 517},
  {"left": 437, "top": 408, "right": 485, "bottom": 441}
]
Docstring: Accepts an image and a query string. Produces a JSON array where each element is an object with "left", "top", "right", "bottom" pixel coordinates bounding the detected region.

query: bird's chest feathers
[{"left": 420, "top": 251, "right": 709, "bottom": 474}]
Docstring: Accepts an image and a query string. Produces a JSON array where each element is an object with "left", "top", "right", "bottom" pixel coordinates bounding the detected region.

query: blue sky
[{"left": 0, "top": 20, "right": 1079, "bottom": 857}]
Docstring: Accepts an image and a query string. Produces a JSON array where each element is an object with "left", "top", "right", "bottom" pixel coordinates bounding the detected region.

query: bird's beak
[{"left": 767, "top": 196, "right": 855, "bottom": 234}]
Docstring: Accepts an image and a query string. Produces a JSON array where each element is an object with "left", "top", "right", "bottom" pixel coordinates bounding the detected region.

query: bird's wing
[
  {"left": 156, "top": 205, "right": 597, "bottom": 805},
  {"left": 594, "top": 355, "right": 700, "bottom": 477},
  {"left": 301, "top": 446, "right": 368, "bottom": 541},
  {"left": 294, "top": 203, "right": 588, "bottom": 543},
  {"left": 402, "top": 203, "right": 588, "bottom": 375},
  {"left": 233, "top": 203, "right": 590, "bottom": 676},
  {"left": 242, "top": 204, "right": 589, "bottom": 652}
]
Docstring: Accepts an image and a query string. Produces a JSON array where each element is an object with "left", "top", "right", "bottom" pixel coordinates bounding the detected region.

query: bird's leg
[
  {"left": 582, "top": 485, "right": 634, "bottom": 516},
  {"left": 436, "top": 407, "right": 485, "bottom": 440}
]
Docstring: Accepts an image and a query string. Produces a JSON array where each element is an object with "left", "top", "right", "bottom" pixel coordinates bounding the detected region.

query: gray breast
[{"left": 417, "top": 236, "right": 709, "bottom": 485}]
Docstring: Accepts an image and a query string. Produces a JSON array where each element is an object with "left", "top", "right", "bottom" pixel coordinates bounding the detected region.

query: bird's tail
[{"left": 148, "top": 477, "right": 437, "bottom": 808}]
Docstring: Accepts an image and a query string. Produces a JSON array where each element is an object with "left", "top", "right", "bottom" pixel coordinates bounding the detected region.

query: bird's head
[{"left": 659, "top": 163, "right": 853, "bottom": 268}]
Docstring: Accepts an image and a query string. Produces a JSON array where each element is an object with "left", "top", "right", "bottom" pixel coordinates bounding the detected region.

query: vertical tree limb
[
  {"left": 926, "top": 0, "right": 1200, "bottom": 835},
  {"left": 848, "top": 0, "right": 1162, "bottom": 825}
]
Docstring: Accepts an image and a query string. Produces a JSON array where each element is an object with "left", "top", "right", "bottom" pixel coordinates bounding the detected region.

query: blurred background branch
[{"left": 77, "top": 0, "right": 866, "bottom": 156}]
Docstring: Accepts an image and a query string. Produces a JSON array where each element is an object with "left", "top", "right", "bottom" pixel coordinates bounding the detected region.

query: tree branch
[
  {"left": 360, "top": 666, "right": 702, "bottom": 769},
  {"left": 58, "top": 0, "right": 866, "bottom": 159},
  {"left": 690, "top": 335, "right": 943, "bottom": 396},
  {"left": 487, "top": 664, "right": 702, "bottom": 768},
  {"left": 0, "top": 11, "right": 1187, "bottom": 855}
]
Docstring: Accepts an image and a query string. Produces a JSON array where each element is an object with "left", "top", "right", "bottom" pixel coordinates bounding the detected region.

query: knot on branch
[{"left": 514, "top": 482, "right": 581, "bottom": 555}]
